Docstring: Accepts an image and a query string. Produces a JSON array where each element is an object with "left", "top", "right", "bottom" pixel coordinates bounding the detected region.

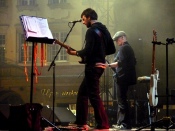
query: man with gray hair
[{"left": 106, "top": 31, "right": 137, "bottom": 130}]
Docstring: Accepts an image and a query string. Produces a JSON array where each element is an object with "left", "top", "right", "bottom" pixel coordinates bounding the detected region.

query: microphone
[{"left": 69, "top": 19, "right": 82, "bottom": 23}]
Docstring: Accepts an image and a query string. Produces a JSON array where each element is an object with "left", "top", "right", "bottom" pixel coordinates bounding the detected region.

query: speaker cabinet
[
  {"left": 8, "top": 103, "right": 43, "bottom": 131},
  {"left": 41, "top": 106, "right": 76, "bottom": 126},
  {"left": 0, "top": 104, "right": 10, "bottom": 130},
  {"left": 53, "top": 107, "right": 76, "bottom": 125},
  {"left": 41, "top": 106, "right": 59, "bottom": 128}
]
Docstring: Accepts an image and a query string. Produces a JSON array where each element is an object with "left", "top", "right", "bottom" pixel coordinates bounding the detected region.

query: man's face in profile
[{"left": 81, "top": 15, "right": 91, "bottom": 28}]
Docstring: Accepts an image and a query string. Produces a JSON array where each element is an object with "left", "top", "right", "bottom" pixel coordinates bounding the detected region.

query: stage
[{"left": 43, "top": 126, "right": 175, "bottom": 131}]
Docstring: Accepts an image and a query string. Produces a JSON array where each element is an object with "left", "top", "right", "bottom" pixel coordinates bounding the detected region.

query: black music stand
[
  {"left": 26, "top": 37, "right": 62, "bottom": 131},
  {"left": 20, "top": 15, "right": 61, "bottom": 130},
  {"left": 20, "top": 15, "right": 55, "bottom": 103},
  {"left": 26, "top": 37, "right": 55, "bottom": 103}
]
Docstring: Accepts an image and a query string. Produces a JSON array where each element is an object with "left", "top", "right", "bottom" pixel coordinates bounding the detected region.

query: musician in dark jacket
[
  {"left": 106, "top": 31, "right": 136, "bottom": 130},
  {"left": 66, "top": 8, "right": 115, "bottom": 130}
]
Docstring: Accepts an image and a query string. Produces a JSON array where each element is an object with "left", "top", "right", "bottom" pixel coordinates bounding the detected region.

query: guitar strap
[
  {"left": 94, "top": 28, "right": 106, "bottom": 55},
  {"left": 94, "top": 28, "right": 102, "bottom": 37}
]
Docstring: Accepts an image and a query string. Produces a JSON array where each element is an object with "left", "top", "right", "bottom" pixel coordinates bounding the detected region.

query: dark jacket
[
  {"left": 114, "top": 42, "right": 137, "bottom": 85},
  {"left": 77, "top": 22, "right": 114, "bottom": 65}
]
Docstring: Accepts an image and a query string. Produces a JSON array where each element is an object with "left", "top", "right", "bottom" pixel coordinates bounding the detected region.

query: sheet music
[
  {"left": 20, "top": 15, "right": 53, "bottom": 40},
  {"left": 26, "top": 16, "right": 38, "bottom": 33},
  {"left": 37, "top": 18, "right": 53, "bottom": 39}
]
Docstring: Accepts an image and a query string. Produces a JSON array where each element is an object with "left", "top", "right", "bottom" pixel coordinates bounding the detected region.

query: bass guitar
[
  {"left": 149, "top": 30, "right": 159, "bottom": 106},
  {"left": 54, "top": 39, "right": 85, "bottom": 64}
]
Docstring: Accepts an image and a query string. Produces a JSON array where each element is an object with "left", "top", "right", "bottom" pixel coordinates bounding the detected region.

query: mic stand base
[
  {"left": 42, "top": 117, "right": 61, "bottom": 131},
  {"left": 135, "top": 117, "right": 173, "bottom": 131}
]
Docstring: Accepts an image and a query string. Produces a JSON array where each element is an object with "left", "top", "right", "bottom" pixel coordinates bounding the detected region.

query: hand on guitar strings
[{"left": 66, "top": 46, "right": 77, "bottom": 56}]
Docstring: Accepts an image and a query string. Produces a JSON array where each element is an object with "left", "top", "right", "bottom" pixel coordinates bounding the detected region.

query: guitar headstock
[
  {"left": 54, "top": 39, "right": 60, "bottom": 44},
  {"left": 153, "top": 30, "right": 157, "bottom": 42}
]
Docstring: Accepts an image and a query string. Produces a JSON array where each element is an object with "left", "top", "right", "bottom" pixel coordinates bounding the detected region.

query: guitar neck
[
  {"left": 151, "top": 44, "right": 156, "bottom": 74},
  {"left": 55, "top": 40, "right": 69, "bottom": 49},
  {"left": 54, "top": 39, "right": 75, "bottom": 51},
  {"left": 54, "top": 39, "right": 85, "bottom": 64},
  {"left": 151, "top": 30, "right": 157, "bottom": 74}
]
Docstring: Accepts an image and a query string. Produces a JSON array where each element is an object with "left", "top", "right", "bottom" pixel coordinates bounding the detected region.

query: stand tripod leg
[
  {"left": 136, "top": 116, "right": 173, "bottom": 131},
  {"left": 135, "top": 123, "right": 154, "bottom": 131},
  {"left": 42, "top": 117, "right": 61, "bottom": 131}
]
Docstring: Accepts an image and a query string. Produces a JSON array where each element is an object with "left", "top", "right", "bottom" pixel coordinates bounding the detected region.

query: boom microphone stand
[{"left": 47, "top": 22, "right": 78, "bottom": 128}]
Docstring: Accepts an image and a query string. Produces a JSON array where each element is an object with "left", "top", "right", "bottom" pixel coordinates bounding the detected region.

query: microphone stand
[
  {"left": 47, "top": 22, "right": 77, "bottom": 128},
  {"left": 136, "top": 39, "right": 175, "bottom": 131}
]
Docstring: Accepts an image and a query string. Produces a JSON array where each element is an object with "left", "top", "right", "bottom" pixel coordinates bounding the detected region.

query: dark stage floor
[
  {"left": 43, "top": 127, "right": 175, "bottom": 131},
  {"left": 43, "top": 124, "right": 175, "bottom": 131}
]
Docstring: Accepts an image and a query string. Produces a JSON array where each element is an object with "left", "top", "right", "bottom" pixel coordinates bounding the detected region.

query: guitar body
[{"left": 149, "top": 69, "right": 159, "bottom": 106}]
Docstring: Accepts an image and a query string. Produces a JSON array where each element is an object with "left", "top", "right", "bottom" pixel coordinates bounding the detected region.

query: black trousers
[
  {"left": 116, "top": 82, "right": 130, "bottom": 127},
  {"left": 75, "top": 65, "right": 109, "bottom": 128}
]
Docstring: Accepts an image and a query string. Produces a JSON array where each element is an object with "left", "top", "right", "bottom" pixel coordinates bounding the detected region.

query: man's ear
[{"left": 87, "top": 16, "right": 91, "bottom": 21}]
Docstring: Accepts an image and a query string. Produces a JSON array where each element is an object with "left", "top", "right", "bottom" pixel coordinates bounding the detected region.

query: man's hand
[
  {"left": 66, "top": 46, "right": 72, "bottom": 55},
  {"left": 66, "top": 46, "right": 76, "bottom": 55}
]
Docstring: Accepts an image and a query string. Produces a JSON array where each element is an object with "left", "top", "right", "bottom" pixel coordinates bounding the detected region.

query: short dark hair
[{"left": 81, "top": 8, "right": 98, "bottom": 20}]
